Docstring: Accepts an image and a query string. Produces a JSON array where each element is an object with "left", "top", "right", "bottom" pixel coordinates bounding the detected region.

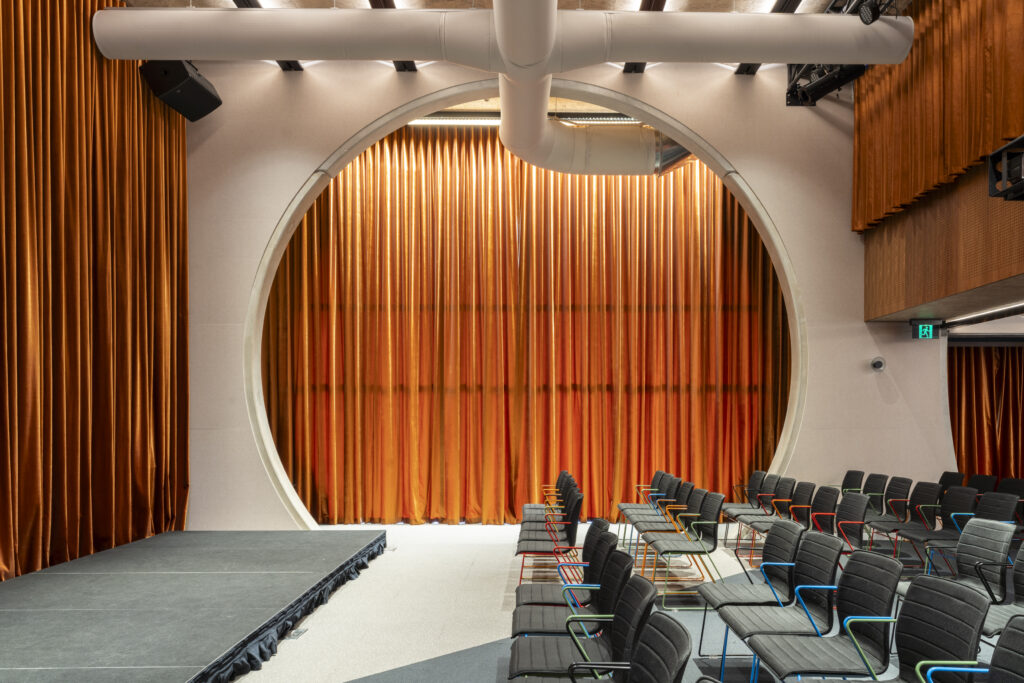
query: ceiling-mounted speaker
[{"left": 138, "top": 60, "right": 222, "bottom": 122}]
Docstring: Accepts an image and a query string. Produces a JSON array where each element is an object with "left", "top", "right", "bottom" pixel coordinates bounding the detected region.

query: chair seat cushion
[
  {"left": 518, "top": 528, "right": 568, "bottom": 543},
  {"left": 748, "top": 633, "right": 883, "bottom": 680},
  {"left": 718, "top": 604, "right": 822, "bottom": 639},
  {"left": 696, "top": 581, "right": 784, "bottom": 610},
  {"left": 898, "top": 527, "right": 959, "bottom": 544},
  {"left": 517, "top": 539, "right": 559, "bottom": 554},
  {"left": 647, "top": 537, "right": 709, "bottom": 555},
  {"left": 515, "top": 583, "right": 594, "bottom": 607},
  {"left": 509, "top": 634, "right": 612, "bottom": 677},
  {"left": 633, "top": 520, "right": 678, "bottom": 534},
  {"left": 734, "top": 511, "right": 773, "bottom": 524},
  {"left": 721, "top": 503, "right": 757, "bottom": 517},
  {"left": 747, "top": 517, "right": 796, "bottom": 534},
  {"left": 521, "top": 510, "right": 561, "bottom": 523},
  {"left": 511, "top": 605, "right": 604, "bottom": 637},
  {"left": 983, "top": 602, "right": 1024, "bottom": 637}
]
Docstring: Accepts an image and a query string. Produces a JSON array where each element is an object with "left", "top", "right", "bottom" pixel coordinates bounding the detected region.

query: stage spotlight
[{"left": 859, "top": 0, "right": 881, "bottom": 25}]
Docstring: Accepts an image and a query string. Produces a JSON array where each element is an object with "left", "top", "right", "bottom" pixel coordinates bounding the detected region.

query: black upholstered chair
[
  {"left": 744, "top": 481, "right": 816, "bottom": 536},
  {"left": 563, "top": 611, "right": 692, "bottom": 683},
  {"left": 890, "top": 485, "right": 977, "bottom": 566},
  {"left": 726, "top": 550, "right": 902, "bottom": 681},
  {"left": 618, "top": 470, "right": 669, "bottom": 515},
  {"left": 734, "top": 476, "right": 796, "bottom": 523},
  {"left": 812, "top": 491, "right": 870, "bottom": 558},
  {"left": 639, "top": 492, "right": 726, "bottom": 594},
  {"left": 860, "top": 473, "right": 891, "bottom": 514},
  {"left": 721, "top": 469, "right": 767, "bottom": 519},
  {"left": 748, "top": 574, "right": 989, "bottom": 682},
  {"left": 837, "top": 469, "right": 865, "bottom": 493},
  {"left": 511, "top": 547, "right": 634, "bottom": 637},
  {"left": 694, "top": 520, "right": 805, "bottom": 654},
  {"left": 984, "top": 542, "right": 1024, "bottom": 639},
  {"left": 900, "top": 490, "right": 1017, "bottom": 568},
  {"left": 867, "top": 480, "right": 940, "bottom": 552},
  {"left": 921, "top": 614, "right": 1024, "bottom": 683},
  {"left": 864, "top": 475, "right": 912, "bottom": 523},
  {"left": 522, "top": 471, "right": 574, "bottom": 520},
  {"left": 938, "top": 470, "right": 965, "bottom": 499},
  {"left": 966, "top": 473, "right": 998, "bottom": 494},
  {"left": 515, "top": 526, "right": 615, "bottom": 608},
  {"left": 508, "top": 574, "right": 657, "bottom": 679}
]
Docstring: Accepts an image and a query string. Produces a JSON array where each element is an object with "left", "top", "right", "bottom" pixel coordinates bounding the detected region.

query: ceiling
[{"left": 124, "top": 0, "right": 837, "bottom": 12}]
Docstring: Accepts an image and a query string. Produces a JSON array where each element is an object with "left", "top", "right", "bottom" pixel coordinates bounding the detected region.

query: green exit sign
[{"left": 910, "top": 319, "right": 943, "bottom": 339}]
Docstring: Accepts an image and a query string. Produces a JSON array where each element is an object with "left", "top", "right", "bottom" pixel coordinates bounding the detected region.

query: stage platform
[{"left": 0, "top": 530, "right": 386, "bottom": 682}]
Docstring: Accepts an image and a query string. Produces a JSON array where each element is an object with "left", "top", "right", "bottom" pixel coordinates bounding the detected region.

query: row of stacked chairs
[
  {"left": 509, "top": 472, "right": 706, "bottom": 682},
  {"left": 608, "top": 467, "right": 1024, "bottom": 681}
]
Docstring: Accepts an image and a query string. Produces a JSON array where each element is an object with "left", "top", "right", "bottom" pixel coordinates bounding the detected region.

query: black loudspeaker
[{"left": 138, "top": 61, "right": 222, "bottom": 122}]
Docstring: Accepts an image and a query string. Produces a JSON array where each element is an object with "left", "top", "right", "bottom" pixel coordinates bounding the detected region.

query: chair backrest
[
  {"left": 786, "top": 482, "right": 816, "bottom": 522},
  {"left": 938, "top": 470, "right": 965, "bottom": 499},
  {"left": 975, "top": 491, "right": 1021, "bottom": 522},
  {"left": 895, "top": 575, "right": 990, "bottom": 683},
  {"left": 563, "top": 491, "right": 585, "bottom": 546},
  {"left": 758, "top": 474, "right": 781, "bottom": 505},
  {"left": 581, "top": 519, "right": 610, "bottom": 563},
  {"left": 907, "top": 481, "right": 942, "bottom": 527},
  {"left": 806, "top": 486, "right": 840, "bottom": 531},
  {"left": 955, "top": 518, "right": 1015, "bottom": 594},
  {"left": 693, "top": 492, "right": 725, "bottom": 549},
  {"left": 996, "top": 477, "right": 1024, "bottom": 522},
  {"left": 839, "top": 469, "right": 864, "bottom": 492},
  {"left": 609, "top": 575, "right": 658, "bottom": 662},
  {"left": 650, "top": 471, "right": 668, "bottom": 495},
  {"left": 967, "top": 473, "right": 998, "bottom": 494},
  {"left": 1014, "top": 543, "right": 1024, "bottom": 606},
  {"left": 792, "top": 532, "right": 845, "bottom": 630},
  {"left": 745, "top": 470, "right": 767, "bottom": 505},
  {"left": 675, "top": 481, "right": 695, "bottom": 509},
  {"left": 861, "top": 473, "right": 890, "bottom": 513},
  {"left": 628, "top": 611, "right": 692, "bottom": 683},
  {"left": 879, "top": 476, "right": 912, "bottom": 518},
  {"left": 989, "top": 615, "right": 1024, "bottom": 683},
  {"left": 835, "top": 492, "right": 870, "bottom": 549},
  {"left": 768, "top": 477, "right": 796, "bottom": 515},
  {"left": 939, "top": 486, "right": 978, "bottom": 528},
  {"left": 659, "top": 477, "right": 683, "bottom": 508},
  {"left": 760, "top": 520, "right": 805, "bottom": 601},
  {"left": 596, "top": 549, "right": 636, "bottom": 614},
  {"left": 583, "top": 530, "right": 619, "bottom": 585},
  {"left": 835, "top": 551, "right": 903, "bottom": 668},
  {"left": 683, "top": 489, "right": 707, "bottom": 529}
]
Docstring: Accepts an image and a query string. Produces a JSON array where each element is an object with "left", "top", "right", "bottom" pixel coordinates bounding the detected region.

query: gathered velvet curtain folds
[
  {"left": 853, "top": 0, "right": 1024, "bottom": 231},
  {"left": 948, "top": 346, "right": 1023, "bottom": 480},
  {"left": 0, "top": 1, "right": 189, "bottom": 580},
  {"left": 262, "top": 126, "right": 789, "bottom": 524}
]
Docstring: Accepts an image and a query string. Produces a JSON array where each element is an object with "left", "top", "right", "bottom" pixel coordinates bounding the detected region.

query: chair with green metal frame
[
  {"left": 919, "top": 614, "right": 1024, "bottom": 683},
  {"left": 523, "top": 611, "right": 693, "bottom": 683},
  {"left": 508, "top": 574, "right": 657, "bottom": 679},
  {"left": 746, "top": 574, "right": 989, "bottom": 682}
]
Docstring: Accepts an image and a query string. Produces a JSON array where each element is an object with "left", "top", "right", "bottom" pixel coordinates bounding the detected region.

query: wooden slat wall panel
[{"left": 864, "top": 165, "right": 1024, "bottom": 319}]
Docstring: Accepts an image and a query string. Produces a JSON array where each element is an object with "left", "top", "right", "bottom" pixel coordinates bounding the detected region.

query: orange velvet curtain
[
  {"left": 853, "top": 0, "right": 1024, "bottom": 231},
  {"left": 262, "top": 126, "right": 789, "bottom": 524},
  {"left": 0, "top": 1, "right": 189, "bottom": 580},
  {"left": 948, "top": 346, "right": 1024, "bottom": 480}
]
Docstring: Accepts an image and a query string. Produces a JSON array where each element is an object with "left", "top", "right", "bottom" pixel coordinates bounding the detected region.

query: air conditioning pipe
[{"left": 92, "top": 6, "right": 914, "bottom": 175}]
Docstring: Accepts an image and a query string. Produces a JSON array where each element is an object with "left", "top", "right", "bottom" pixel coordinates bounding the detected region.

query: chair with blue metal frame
[{"left": 918, "top": 613, "right": 1024, "bottom": 683}]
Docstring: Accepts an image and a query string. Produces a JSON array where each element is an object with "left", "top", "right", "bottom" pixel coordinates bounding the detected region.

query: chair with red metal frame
[
  {"left": 898, "top": 488, "right": 1016, "bottom": 556},
  {"left": 811, "top": 491, "right": 870, "bottom": 563},
  {"left": 718, "top": 550, "right": 902, "bottom": 683},
  {"left": 744, "top": 481, "right": 818, "bottom": 536},
  {"left": 511, "top": 547, "right": 634, "bottom": 637},
  {"left": 745, "top": 573, "right": 987, "bottom": 683},
  {"left": 921, "top": 614, "right": 1024, "bottom": 683},
  {"left": 508, "top": 574, "right": 657, "bottom": 680},
  {"left": 720, "top": 469, "right": 767, "bottom": 520},
  {"left": 721, "top": 473, "right": 780, "bottom": 547},
  {"left": 864, "top": 476, "right": 911, "bottom": 522},
  {"left": 866, "top": 480, "right": 941, "bottom": 559},
  {"left": 623, "top": 480, "right": 696, "bottom": 556},
  {"left": 515, "top": 521, "right": 612, "bottom": 607},
  {"left": 516, "top": 490, "right": 584, "bottom": 584},
  {"left": 734, "top": 476, "right": 796, "bottom": 524},
  {"left": 983, "top": 543, "right": 1024, "bottom": 640},
  {"left": 967, "top": 473, "right": 998, "bottom": 494},
  {"left": 733, "top": 480, "right": 811, "bottom": 565},
  {"left": 519, "top": 488, "right": 584, "bottom": 544}
]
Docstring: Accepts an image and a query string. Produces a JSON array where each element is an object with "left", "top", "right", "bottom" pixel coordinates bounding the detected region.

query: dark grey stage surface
[{"left": 0, "top": 530, "right": 386, "bottom": 683}]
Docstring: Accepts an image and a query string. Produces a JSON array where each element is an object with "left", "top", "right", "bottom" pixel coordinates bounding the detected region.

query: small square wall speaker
[{"left": 139, "top": 61, "right": 222, "bottom": 122}]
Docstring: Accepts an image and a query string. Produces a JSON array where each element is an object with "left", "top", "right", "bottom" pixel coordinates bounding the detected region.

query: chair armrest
[
  {"left": 758, "top": 562, "right": 795, "bottom": 606},
  {"left": 887, "top": 497, "right": 910, "bottom": 519},
  {"left": 733, "top": 483, "right": 751, "bottom": 502},
  {"left": 771, "top": 498, "right": 792, "bottom": 516},
  {"left": 793, "top": 585, "right": 836, "bottom": 636},
  {"left": 973, "top": 560, "right": 1012, "bottom": 603},
  {"left": 568, "top": 661, "right": 630, "bottom": 682},
  {"left": 811, "top": 511, "right": 836, "bottom": 533},
  {"left": 842, "top": 487, "right": 862, "bottom": 493},
  {"left": 756, "top": 493, "right": 775, "bottom": 513},
  {"left": 788, "top": 504, "right": 812, "bottom": 524},
  {"left": 950, "top": 511, "right": 975, "bottom": 532},
  {"left": 561, "top": 582, "right": 601, "bottom": 609},
  {"left": 837, "top": 520, "right": 866, "bottom": 551},
  {"left": 915, "top": 504, "right": 941, "bottom": 528},
  {"left": 556, "top": 561, "right": 588, "bottom": 585},
  {"left": 914, "top": 660, "right": 980, "bottom": 683},
  {"left": 566, "top": 613, "right": 613, "bottom": 655},
  {"left": 844, "top": 616, "right": 897, "bottom": 680}
]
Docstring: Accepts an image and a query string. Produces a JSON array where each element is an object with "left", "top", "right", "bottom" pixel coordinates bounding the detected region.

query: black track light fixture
[{"left": 859, "top": 0, "right": 881, "bottom": 25}]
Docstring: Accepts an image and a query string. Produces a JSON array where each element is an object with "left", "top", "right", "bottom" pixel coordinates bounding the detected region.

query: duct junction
[{"left": 92, "top": 3, "right": 913, "bottom": 175}]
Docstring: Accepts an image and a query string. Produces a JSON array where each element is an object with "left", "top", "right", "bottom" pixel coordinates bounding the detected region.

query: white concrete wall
[{"left": 186, "top": 59, "right": 957, "bottom": 530}]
